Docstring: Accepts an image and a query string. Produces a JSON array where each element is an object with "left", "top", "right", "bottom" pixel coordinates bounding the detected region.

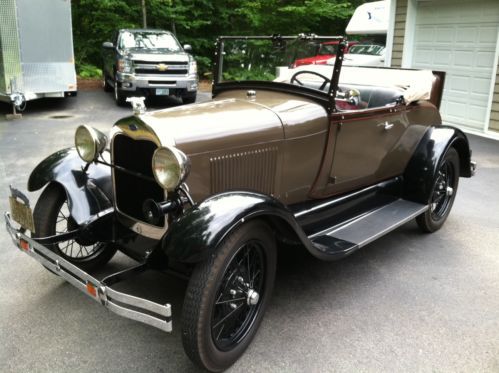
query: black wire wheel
[
  {"left": 33, "top": 183, "right": 117, "bottom": 272},
  {"left": 181, "top": 220, "right": 276, "bottom": 372},
  {"left": 417, "top": 147, "right": 460, "bottom": 233}
]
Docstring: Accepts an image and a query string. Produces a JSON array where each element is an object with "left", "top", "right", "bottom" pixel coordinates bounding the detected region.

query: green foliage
[
  {"left": 77, "top": 64, "right": 102, "bottom": 78},
  {"left": 72, "top": 0, "right": 368, "bottom": 78}
]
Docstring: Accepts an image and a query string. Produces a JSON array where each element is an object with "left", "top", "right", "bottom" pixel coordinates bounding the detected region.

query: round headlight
[
  {"left": 75, "top": 125, "right": 107, "bottom": 163},
  {"left": 152, "top": 146, "right": 190, "bottom": 191}
]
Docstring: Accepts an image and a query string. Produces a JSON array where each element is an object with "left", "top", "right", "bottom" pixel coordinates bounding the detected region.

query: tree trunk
[{"left": 141, "top": 0, "right": 147, "bottom": 28}]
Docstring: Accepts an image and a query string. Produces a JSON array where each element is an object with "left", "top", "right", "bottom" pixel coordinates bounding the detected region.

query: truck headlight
[
  {"left": 75, "top": 125, "right": 107, "bottom": 163},
  {"left": 189, "top": 61, "right": 197, "bottom": 75},
  {"left": 117, "top": 58, "right": 134, "bottom": 73},
  {"left": 152, "top": 146, "right": 190, "bottom": 191}
]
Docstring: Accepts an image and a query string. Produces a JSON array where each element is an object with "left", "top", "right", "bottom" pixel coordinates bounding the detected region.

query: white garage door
[{"left": 411, "top": 0, "right": 499, "bottom": 131}]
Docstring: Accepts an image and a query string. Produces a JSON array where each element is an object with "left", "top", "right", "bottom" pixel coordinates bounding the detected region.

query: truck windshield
[{"left": 119, "top": 31, "right": 181, "bottom": 51}]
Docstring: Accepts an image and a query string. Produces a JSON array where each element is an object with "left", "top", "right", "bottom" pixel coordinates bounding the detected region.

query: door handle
[{"left": 378, "top": 121, "right": 394, "bottom": 130}]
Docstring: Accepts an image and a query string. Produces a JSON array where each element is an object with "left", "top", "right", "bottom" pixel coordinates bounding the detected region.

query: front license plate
[
  {"left": 9, "top": 196, "right": 35, "bottom": 233},
  {"left": 156, "top": 88, "right": 169, "bottom": 96}
]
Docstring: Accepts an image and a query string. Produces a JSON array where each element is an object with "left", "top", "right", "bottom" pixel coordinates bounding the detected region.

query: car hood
[
  {"left": 136, "top": 98, "right": 285, "bottom": 156},
  {"left": 124, "top": 50, "right": 189, "bottom": 62}
]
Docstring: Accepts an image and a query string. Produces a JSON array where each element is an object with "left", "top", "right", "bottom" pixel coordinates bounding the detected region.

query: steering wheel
[{"left": 290, "top": 70, "right": 331, "bottom": 91}]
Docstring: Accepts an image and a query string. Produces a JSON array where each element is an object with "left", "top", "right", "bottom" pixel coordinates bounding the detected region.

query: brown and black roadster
[{"left": 5, "top": 35, "right": 475, "bottom": 372}]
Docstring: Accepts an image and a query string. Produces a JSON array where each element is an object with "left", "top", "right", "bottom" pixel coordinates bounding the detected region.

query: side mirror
[
  {"left": 102, "top": 41, "right": 114, "bottom": 49},
  {"left": 183, "top": 44, "right": 192, "bottom": 53}
]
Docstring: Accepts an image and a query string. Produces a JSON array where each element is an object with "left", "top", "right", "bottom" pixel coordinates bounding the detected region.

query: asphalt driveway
[{"left": 0, "top": 91, "right": 498, "bottom": 372}]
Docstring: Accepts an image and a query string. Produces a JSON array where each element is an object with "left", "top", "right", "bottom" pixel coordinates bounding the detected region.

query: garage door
[{"left": 411, "top": 0, "right": 499, "bottom": 131}]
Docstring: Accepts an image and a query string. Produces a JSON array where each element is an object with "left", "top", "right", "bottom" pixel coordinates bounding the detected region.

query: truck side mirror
[
  {"left": 183, "top": 44, "right": 192, "bottom": 53},
  {"left": 102, "top": 42, "right": 114, "bottom": 49}
]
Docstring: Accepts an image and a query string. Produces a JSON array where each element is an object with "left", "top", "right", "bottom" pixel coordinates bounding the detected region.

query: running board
[{"left": 310, "top": 199, "right": 428, "bottom": 258}]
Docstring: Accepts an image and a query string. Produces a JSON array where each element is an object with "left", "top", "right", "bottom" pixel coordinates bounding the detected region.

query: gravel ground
[{"left": 0, "top": 91, "right": 498, "bottom": 372}]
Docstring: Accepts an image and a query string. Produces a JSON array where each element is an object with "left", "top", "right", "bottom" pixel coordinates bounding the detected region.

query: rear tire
[
  {"left": 103, "top": 71, "right": 112, "bottom": 92},
  {"left": 181, "top": 220, "right": 276, "bottom": 372},
  {"left": 416, "top": 147, "right": 460, "bottom": 233},
  {"left": 33, "top": 183, "right": 117, "bottom": 272}
]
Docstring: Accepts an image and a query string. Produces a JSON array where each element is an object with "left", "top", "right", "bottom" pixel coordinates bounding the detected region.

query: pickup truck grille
[
  {"left": 133, "top": 60, "right": 189, "bottom": 76},
  {"left": 135, "top": 69, "right": 188, "bottom": 75},
  {"left": 113, "top": 135, "right": 165, "bottom": 227}
]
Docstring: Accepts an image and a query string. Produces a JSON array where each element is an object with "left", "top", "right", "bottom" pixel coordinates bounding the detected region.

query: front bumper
[
  {"left": 5, "top": 211, "right": 172, "bottom": 333},
  {"left": 117, "top": 71, "right": 198, "bottom": 93}
]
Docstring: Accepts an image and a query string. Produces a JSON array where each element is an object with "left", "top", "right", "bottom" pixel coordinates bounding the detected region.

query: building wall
[
  {"left": 390, "top": 0, "right": 407, "bottom": 67},
  {"left": 491, "top": 62, "right": 499, "bottom": 132}
]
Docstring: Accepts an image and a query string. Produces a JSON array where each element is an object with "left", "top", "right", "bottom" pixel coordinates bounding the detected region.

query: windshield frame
[{"left": 212, "top": 35, "right": 346, "bottom": 113}]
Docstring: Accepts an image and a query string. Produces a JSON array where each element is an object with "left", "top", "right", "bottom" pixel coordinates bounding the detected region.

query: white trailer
[{"left": 0, "top": 0, "right": 77, "bottom": 112}]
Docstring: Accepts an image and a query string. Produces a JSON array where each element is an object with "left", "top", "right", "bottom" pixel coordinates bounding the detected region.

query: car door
[{"left": 328, "top": 105, "right": 409, "bottom": 194}]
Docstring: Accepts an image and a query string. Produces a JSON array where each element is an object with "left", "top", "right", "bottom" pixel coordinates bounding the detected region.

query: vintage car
[{"left": 5, "top": 35, "right": 476, "bottom": 372}]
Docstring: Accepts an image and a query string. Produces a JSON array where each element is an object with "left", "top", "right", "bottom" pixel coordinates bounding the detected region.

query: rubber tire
[
  {"left": 32, "top": 183, "right": 117, "bottom": 272},
  {"left": 114, "top": 75, "right": 127, "bottom": 106},
  {"left": 416, "top": 147, "right": 460, "bottom": 233},
  {"left": 103, "top": 71, "right": 113, "bottom": 92},
  {"left": 182, "top": 93, "right": 197, "bottom": 105},
  {"left": 181, "top": 220, "right": 276, "bottom": 372}
]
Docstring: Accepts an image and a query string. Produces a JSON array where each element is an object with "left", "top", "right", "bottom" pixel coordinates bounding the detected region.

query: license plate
[
  {"left": 155, "top": 88, "right": 169, "bottom": 96},
  {"left": 9, "top": 196, "right": 35, "bottom": 233}
]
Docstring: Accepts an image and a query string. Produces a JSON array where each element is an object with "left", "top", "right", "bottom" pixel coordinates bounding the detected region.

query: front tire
[
  {"left": 33, "top": 183, "right": 117, "bottom": 272},
  {"left": 182, "top": 92, "right": 197, "bottom": 105},
  {"left": 416, "top": 147, "right": 460, "bottom": 232},
  {"left": 181, "top": 220, "right": 276, "bottom": 372},
  {"left": 114, "top": 75, "right": 127, "bottom": 106}
]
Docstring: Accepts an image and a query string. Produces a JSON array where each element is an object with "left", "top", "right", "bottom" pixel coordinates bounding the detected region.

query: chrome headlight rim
[
  {"left": 152, "top": 146, "right": 190, "bottom": 191},
  {"left": 74, "top": 125, "right": 107, "bottom": 163}
]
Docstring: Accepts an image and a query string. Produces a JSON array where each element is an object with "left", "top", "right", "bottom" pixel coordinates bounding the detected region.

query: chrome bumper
[
  {"left": 4, "top": 212, "right": 172, "bottom": 333},
  {"left": 117, "top": 72, "right": 198, "bottom": 92}
]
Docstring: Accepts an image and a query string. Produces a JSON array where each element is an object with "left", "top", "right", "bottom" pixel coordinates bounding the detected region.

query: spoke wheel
[
  {"left": 211, "top": 240, "right": 265, "bottom": 351},
  {"left": 181, "top": 221, "right": 276, "bottom": 372},
  {"left": 33, "top": 183, "right": 117, "bottom": 272},
  {"left": 417, "top": 147, "right": 459, "bottom": 233}
]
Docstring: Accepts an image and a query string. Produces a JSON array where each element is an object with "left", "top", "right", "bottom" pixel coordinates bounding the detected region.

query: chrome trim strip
[{"left": 4, "top": 212, "right": 172, "bottom": 333}]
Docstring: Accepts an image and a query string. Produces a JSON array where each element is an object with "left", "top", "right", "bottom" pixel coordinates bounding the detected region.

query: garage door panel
[{"left": 412, "top": 0, "right": 499, "bottom": 131}]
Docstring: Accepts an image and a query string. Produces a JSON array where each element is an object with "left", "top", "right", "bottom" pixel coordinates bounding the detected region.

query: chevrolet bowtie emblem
[{"left": 157, "top": 64, "right": 169, "bottom": 71}]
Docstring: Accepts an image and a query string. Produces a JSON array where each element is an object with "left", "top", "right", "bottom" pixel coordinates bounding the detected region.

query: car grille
[
  {"left": 133, "top": 60, "right": 189, "bottom": 76},
  {"left": 113, "top": 135, "right": 165, "bottom": 227}
]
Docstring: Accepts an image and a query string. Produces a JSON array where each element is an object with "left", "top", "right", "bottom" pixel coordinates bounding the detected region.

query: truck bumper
[
  {"left": 4, "top": 211, "right": 172, "bottom": 333},
  {"left": 117, "top": 72, "right": 198, "bottom": 94}
]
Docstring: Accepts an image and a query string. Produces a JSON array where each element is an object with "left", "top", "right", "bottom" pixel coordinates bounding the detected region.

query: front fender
[
  {"left": 162, "top": 191, "right": 311, "bottom": 264},
  {"left": 28, "top": 148, "right": 113, "bottom": 225},
  {"left": 403, "top": 125, "right": 472, "bottom": 204}
]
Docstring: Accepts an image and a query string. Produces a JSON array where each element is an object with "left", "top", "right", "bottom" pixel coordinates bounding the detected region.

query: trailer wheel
[
  {"left": 33, "top": 183, "right": 117, "bottom": 272},
  {"left": 181, "top": 220, "right": 276, "bottom": 372}
]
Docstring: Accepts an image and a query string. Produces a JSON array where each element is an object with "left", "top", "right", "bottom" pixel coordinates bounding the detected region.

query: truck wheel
[
  {"left": 103, "top": 72, "right": 112, "bottom": 92},
  {"left": 416, "top": 147, "right": 460, "bottom": 233},
  {"left": 182, "top": 93, "right": 197, "bottom": 104},
  {"left": 33, "top": 183, "right": 117, "bottom": 272},
  {"left": 181, "top": 220, "right": 276, "bottom": 372},
  {"left": 114, "top": 75, "right": 127, "bottom": 106}
]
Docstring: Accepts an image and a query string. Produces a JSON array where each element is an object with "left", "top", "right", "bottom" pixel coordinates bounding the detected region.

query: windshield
[
  {"left": 348, "top": 45, "right": 385, "bottom": 56},
  {"left": 318, "top": 43, "right": 338, "bottom": 56},
  {"left": 119, "top": 31, "right": 181, "bottom": 51},
  {"left": 217, "top": 36, "right": 341, "bottom": 90}
]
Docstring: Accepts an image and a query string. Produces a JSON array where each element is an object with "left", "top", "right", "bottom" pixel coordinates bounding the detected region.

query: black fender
[
  {"left": 162, "top": 191, "right": 320, "bottom": 264},
  {"left": 403, "top": 125, "right": 472, "bottom": 204},
  {"left": 27, "top": 148, "right": 113, "bottom": 225}
]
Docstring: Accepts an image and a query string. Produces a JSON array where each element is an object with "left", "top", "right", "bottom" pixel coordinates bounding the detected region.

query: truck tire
[
  {"left": 32, "top": 183, "right": 117, "bottom": 272},
  {"left": 103, "top": 71, "right": 112, "bottom": 92},
  {"left": 182, "top": 93, "right": 197, "bottom": 105},
  {"left": 114, "top": 75, "right": 127, "bottom": 106},
  {"left": 181, "top": 220, "right": 276, "bottom": 372}
]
